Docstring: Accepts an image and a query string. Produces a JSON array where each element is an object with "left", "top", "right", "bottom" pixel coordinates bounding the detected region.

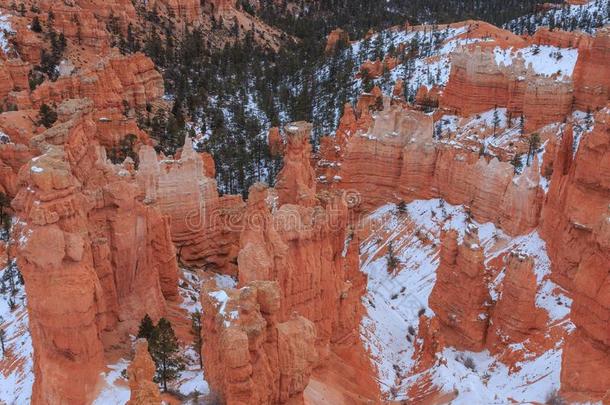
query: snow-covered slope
[
  {"left": 0, "top": 259, "right": 33, "bottom": 404},
  {"left": 359, "top": 200, "right": 574, "bottom": 402}
]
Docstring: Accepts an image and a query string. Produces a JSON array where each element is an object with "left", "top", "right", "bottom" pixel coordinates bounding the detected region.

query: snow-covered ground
[
  {"left": 359, "top": 200, "right": 573, "bottom": 402},
  {"left": 505, "top": 0, "right": 609, "bottom": 35},
  {"left": 0, "top": 259, "right": 33, "bottom": 404},
  {"left": 0, "top": 12, "right": 14, "bottom": 55},
  {"left": 93, "top": 359, "right": 130, "bottom": 405},
  {"left": 493, "top": 45, "right": 579, "bottom": 79}
]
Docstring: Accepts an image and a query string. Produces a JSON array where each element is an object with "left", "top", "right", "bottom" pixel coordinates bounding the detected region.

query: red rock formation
[
  {"left": 236, "top": 122, "right": 366, "bottom": 358},
  {"left": 412, "top": 315, "right": 444, "bottom": 373},
  {"left": 274, "top": 122, "right": 317, "bottom": 207},
  {"left": 12, "top": 109, "right": 178, "bottom": 404},
  {"left": 328, "top": 102, "right": 544, "bottom": 235},
  {"left": 392, "top": 79, "right": 404, "bottom": 100},
  {"left": 127, "top": 339, "right": 162, "bottom": 405},
  {"left": 486, "top": 252, "right": 548, "bottom": 350},
  {"left": 540, "top": 109, "right": 610, "bottom": 401},
  {"left": 267, "top": 126, "right": 284, "bottom": 157},
  {"left": 30, "top": 53, "right": 163, "bottom": 110},
  {"left": 335, "top": 105, "right": 432, "bottom": 210},
  {"left": 532, "top": 27, "right": 590, "bottom": 49},
  {"left": 203, "top": 0, "right": 235, "bottom": 16},
  {"left": 429, "top": 227, "right": 490, "bottom": 351},
  {"left": 40, "top": 2, "right": 111, "bottom": 52},
  {"left": 137, "top": 137, "right": 243, "bottom": 273},
  {"left": 148, "top": 0, "right": 203, "bottom": 23},
  {"left": 201, "top": 280, "right": 318, "bottom": 404},
  {"left": 325, "top": 28, "right": 349, "bottom": 55},
  {"left": 441, "top": 46, "right": 574, "bottom": 131},
  {"left": 0, "top": 59, "right": 30, "bottom": 104},
  {"left": 573, "top": 27, "right": 610, "bottom": 112},
  {"left": 415, "top": 85, "right": 441, "bottom": 108},
  {"left": 359, "top": 59, "right": 383, "bottom": 79}
]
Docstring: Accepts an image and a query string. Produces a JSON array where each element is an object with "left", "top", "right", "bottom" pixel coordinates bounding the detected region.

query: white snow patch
[
  {"left": 493, "top": 46, "right": 578, "bottom": 79},
  {"left": 0, "top": 13, "right": 14, "bottom": 54},
  {"left": 92, "top": 359, "right": 130, "bottom": 405}
]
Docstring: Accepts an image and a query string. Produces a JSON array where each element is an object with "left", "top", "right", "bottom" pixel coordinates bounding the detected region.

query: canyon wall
[
  {"left": 138, "top": 137, "right": 243, "bottom": 274},
  {"left": 573, "top": 28, "right": 610, "bottom": 111},
  {"left": 540, "top": 109, "right": 610, "bottom": 401},
  {"left": 441, "top": 46, "right": 574, "bottom": 132},
  {"left": 320, "top": 103, "right": 544, "bottom": 236},
  {"left": 12, "top": 106, "right": 178, "bottom": 404}
]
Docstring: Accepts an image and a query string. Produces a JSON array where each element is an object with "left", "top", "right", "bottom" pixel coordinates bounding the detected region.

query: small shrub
[
  {"left": 463, "top": 356, "right": 476, "bottom": 371},
  {"left": 545, "top": 389, "right": 567, "bottom": 405}
]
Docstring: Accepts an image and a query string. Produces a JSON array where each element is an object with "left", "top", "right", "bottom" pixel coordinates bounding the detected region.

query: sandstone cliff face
[
  {"left": 573, "top": 28, "right": 610, "bottom": 111},
  {"left": 429, "top": 227, "right": 490, "bottom": 351},
  {"left": 28, "top": 53, "right": 163, "bottom": 111},
  {"left": 441, "top": 46, "right": 574, "bottom": 132},
  {"left": 326, "top": 101, "right": 543, "bottom": 236},
  {"left": 127, "top": 339, "right": 162, "bottom": 405},
  {"left": 336, "top": 105, "right": 433, "bottom": 211},
  {"left": 138, "top": 137, "right": 243, "bottom": 274},
  {"left": 201, "top": 280, "right": 317, "bottom": 404},
  {"left": 0, "top": 59, "right": 30, "bottom": 105},
  {"left": 12, "top": 109, "right": 178, "bottom": 404},
  {"left": 274, "top": 122, "right": 317, "bottom": 207},
  {"left": 152, "top": 0, "right": 202, "bottom": 22},
  {"left": 540, "top": 109, "right": 610, "bottom": 400}
]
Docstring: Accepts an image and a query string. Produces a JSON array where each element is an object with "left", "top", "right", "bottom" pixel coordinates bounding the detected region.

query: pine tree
[
  {"left": 511, "top": 153, "right": 524, "bottom": 174},
  {"left": 38, "top": 104, "right": 57, "bottom": 128},
  {"left": 137, "top": 314, "right": 155, "bottom": 341},
  {"left": 31, "top": 16, "right": 42, "bottom": 33},
  {"left": 386, "top": 241, "right": 400, "bottom": 273},
  {"left": 0, "top": 329, "right": 5, "bottom": 356},
  {"left": 149, "top": 318, "right": 184, "bottom": 392},
  {"left": 0, "top": 192, "right": 9, "bottom": 226},
  {"left": 526, "top": 132, "right": 540, "bottom": 166},
  {"left": 191, "top": 310, "right": 203, "bottom": 368},
  {"left": 492, "top": 106, "right": 501, "bottom": 137}
]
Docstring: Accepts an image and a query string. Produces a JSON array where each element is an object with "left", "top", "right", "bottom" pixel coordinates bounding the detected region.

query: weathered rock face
[
  {"left": 328, "top": 102, "right": 543, "bottom": 236},
  {"left": 40, "top": 2, "right": 111, "bottom": 52},
  {"left": 336, "top": 105, "right": 433, "bottom": 211},
  {"left": 486, "top": 252, "right": 548, "bottom": 350},
  {"left": 429, "top": 227, "right": 491, "bottom": 351},
  {"left": 201, "top": 280, "right": 318, "bottom": 404},
  {"left": 29, "top": 53, "right": 163, "bottom": 111},
  {"left": 148, "top": 0, "right": 203, "bottom": 23},
  {"left": 573, "top": 28, "right": 610, "bottom": 112},
  {"left": 127, "top": 339, "right": 162, "bottom": 405},
  {"left": 441, "top": 46, "right": 573, "bottom": 131},
  {"left": 12, "top": 110, "right": 178, "bottom": 404},
  {"left": 274, "top": 122, "right": 317, "bottom": 207},
  {"left": 267, "top": 126, "right": 284, "bottom": 157},
  {"left": 138, "top": 137, "right": 243, "bottom": 273},
  {"left": 205, "top": 0, "right": 235, "bottom": 16},
  {"left": 236, "top": 123, "right": 366, "bottom": 355},
  {"left": 540, "top": 110, "right": 610, "bottom": 400},
  {"left": 0, "top": 59, "right": 31, "bottom": 105},
  {"left": 12, "top": 148, "right": 106, "bottom": 405}
]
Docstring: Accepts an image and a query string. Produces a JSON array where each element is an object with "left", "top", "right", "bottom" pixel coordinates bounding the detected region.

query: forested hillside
[{"left": 136, "top": 0, "right": 583, "bottom": 195}]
